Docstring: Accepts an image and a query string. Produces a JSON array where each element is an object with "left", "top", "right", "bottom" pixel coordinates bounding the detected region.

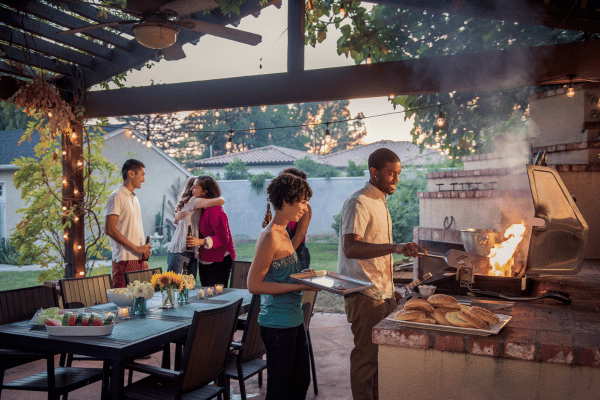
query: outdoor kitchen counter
[{"left": 374, "top": 260, "right": 600, "bottom": 400}]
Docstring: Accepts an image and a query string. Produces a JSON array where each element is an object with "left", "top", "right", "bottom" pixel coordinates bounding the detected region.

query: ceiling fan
[{"left": 56, "top": 0, "right": 262, "bottom": 60}]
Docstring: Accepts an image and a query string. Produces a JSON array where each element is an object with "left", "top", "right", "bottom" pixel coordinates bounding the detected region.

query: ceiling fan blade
[
  {"left": 162, "top": 41, "right": 186, "bottom": 61},
  {"left": 177, "top": 19, "right": 262, "bottom": 46},
  {"left": 160, "top": 0, "right": 220, "bottom": 16},
  {"left": 57, "top": 20, "right": 135, "bottom": 35}
]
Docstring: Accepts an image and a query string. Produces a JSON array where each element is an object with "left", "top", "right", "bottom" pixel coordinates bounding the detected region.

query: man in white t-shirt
[
  {"left": 105, "top": 159, "right": 152, "bottom": 288},
  {"left": 338, "top": 148, "right": 427, "bottom": 400}
]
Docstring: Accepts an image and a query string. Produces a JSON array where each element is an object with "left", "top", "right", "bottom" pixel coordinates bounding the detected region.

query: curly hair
[
  {"left": 266, "top": 173, "right": 312, "bottom": 211},
  {"left": 281, "top": 167, "right": 307, "bottom": 180},
  {"left": 175, "top": 177, "right": 196, "bottom": 212},
  {"left": 196, "top": 176, "right": 221, "bottom": 199}
]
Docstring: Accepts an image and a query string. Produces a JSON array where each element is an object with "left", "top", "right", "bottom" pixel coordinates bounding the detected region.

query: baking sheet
[
  {"left": 290, "top": 271, "right": 373, "bottom": 295},
  {"left": 385, "top": 311, "right": 511, "bottom": 336}
]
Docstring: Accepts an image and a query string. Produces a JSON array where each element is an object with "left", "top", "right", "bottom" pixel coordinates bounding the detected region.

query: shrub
[
  {"left": 249, "top": 172, "right": 274, "bottom": 194},
  {"left": 345, "top": 160, "right": 368, "bottom": 177},
  {"left": 224, "top": 158, "right": 251, "bottom": 180}
]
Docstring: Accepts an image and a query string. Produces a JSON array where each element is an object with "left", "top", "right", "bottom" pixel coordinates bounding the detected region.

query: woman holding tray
[{"left": 247, "top": 172, "right": 319, "bottom": 400}]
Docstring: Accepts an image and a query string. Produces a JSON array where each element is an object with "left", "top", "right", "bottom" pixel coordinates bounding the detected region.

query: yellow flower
[{"left": 151, "top": 271, "right": 184, "bottom": 291}]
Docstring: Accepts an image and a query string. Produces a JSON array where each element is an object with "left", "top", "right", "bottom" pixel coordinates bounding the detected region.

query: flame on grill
[{"left": 488, "top": 223, "right": 526, "bottom": 277}]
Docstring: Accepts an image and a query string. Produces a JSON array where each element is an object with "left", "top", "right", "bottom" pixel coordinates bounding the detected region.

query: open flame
[{"left": 487, "top": 223, "right": 527, "bottom": 277}]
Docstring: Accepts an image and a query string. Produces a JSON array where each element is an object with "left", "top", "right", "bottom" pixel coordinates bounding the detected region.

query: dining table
[{"left": 0, "top": 287, "right": 252, "bottom": 400}]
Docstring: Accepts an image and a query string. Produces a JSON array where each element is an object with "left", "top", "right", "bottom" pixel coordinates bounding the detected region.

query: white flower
[
  {"left": 182, "top": 274, "right": 196, "bottom": 290},
  {"left": 126, "top": 280, "right": 155, "bottom": 300}
]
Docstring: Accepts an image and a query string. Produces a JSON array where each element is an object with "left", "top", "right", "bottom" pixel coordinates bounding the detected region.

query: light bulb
[
  {"left": 77, "top": 161, "right": 83, "bottom": 166},
  {"left": 74, "top": 189, "right": 78, "bottom": 194},
  {"left": 48, "top": 111, "right": 52, "bottom": 118},
  {"left": 62, "top": 206, "right": 67, "bottom": 211},
  {"left": 71, "top": 133, "right": 76, "bottom": 139},
  {"left": 62, "top": 178, "right": 67, "bottom": 185},
  {"left": 226, "top": 137, "right": 232, "bottom": 150},
  {"left": 77, "top": 245, "right": 82, "bottom": 250},
  {"left": 215, "top": 111, "right": 220, "bottom": 117},
  {"left": 340, "top": 5, "right": 346, "bottom": 16},
  {"left": 62, "top": 150, "right": 66, "bottom": 155},
  {"left": 567, "top": 78, "right": 575, "bottom": 97},
  {"left": 146, "top": 141, "right": 152, "bottom": 148},
  {"left": 79, "top": 271, "right": 84, "bottom": 276},
  {"left": 74, "top": 217, "right": 79, "bottom": 222},
  {"left": 64, "top": 233, "right": 68, "bottom": 239},
  {"left": 389, "top": 94, "right": 395, "bottom": 100},
  {"left": 366, "top": 55, "right": 372, "bottom": 64},
  {"left": 437, "top": 112, "right": 445, "bottom": 127},
  {"left": 325, "top": 130, "right": 331, "bottom": 143}
]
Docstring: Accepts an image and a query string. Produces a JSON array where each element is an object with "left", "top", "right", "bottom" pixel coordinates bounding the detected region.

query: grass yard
[{"left": 0, "top": 239, "right": 410, "bottom": 313}]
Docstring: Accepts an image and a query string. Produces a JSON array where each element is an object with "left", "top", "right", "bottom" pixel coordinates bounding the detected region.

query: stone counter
[{"left": 374, "top": 260, "right": 600, "bottom": 400}]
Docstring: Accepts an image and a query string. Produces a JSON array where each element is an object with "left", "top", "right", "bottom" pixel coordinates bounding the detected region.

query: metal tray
[
  {"left": 290, "top": 271, "right": 374, "bottom": 295},
  {"left": 385, "top": 311, "right": 511, "bottom": 336}
]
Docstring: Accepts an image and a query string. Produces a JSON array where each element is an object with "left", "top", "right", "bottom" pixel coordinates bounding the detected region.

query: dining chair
[
  {"left": 0, "top": 285, "right": 107, "bottom": 400},
  {"left": 122, "top": 297, "right": 243, "bottom": 400},
  {"left": 124, "top": 267, "right": 162, "bottom": 289},
  {"left": 229, "top": 260, "right": 251, "bottom": 289},
  {"left": 59, "top": 274, "right": 112, "bottom": 309},
  {"left": 225, "top": 294, "right": 266, "bottom": 400},
  {"left": 302, "top": 290, "right": 319, "bottom": 395}
]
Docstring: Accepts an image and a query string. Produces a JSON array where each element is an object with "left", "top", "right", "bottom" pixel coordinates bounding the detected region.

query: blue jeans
[
  {"left": 166, "top": 251, "right": 198, "bottom": 279},
  {"left": 259, "top": 323, "right": 311, "bottom": 400}
]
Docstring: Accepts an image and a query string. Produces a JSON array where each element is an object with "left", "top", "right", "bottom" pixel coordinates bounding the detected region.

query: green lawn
[{"left": 0, "top": 240, "right": 410, "bottom": 313}]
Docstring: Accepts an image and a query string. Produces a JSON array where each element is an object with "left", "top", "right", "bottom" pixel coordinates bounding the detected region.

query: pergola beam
[{"left": 83, "top": 40, "right": 600, "bottom": 119}]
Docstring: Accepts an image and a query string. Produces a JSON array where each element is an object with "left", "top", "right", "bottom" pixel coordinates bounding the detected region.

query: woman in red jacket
[{"left": 186, "top": 176, "right": 236, "bottom": 287}]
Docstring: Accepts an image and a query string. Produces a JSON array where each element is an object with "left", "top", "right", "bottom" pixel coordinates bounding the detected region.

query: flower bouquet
[
  {"left": 126, "top": 280, "right": 155, "bottom": 315},
  {"left": 151, "top": 271, "right": 183, "bottom": 309},
  {"left": 178, "top": 274, "right": 196, "bottom": 305}
]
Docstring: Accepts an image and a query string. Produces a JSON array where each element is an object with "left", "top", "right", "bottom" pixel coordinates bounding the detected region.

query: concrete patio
[{"left": 1, "top": 312, "right": 354, "bottom": 400}]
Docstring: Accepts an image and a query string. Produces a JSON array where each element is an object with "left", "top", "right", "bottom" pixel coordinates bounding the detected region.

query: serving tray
[
  {"left": 45, "top": 324, "right": 114, "bottom": 336},
  {"left": 385, "top": 311, "right": 511, "bottom": 336},
  {"left": 290, "top": 271, "right": 374, "bottom": 295}
]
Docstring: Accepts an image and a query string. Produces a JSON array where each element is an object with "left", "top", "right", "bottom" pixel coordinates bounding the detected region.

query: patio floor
[{"left": 1, "top": 312, "right": 354, "bottom": 400}]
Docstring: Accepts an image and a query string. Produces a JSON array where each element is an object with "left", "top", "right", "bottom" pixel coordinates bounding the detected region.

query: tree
[
  {"left": 306, "top": 4, "right": 592, "bottom": 158},
  {"left": 0, "top": 101, "right": 35, "bottom": 130},
  {"left": 115, "top": 112, "right": 182, "bottom": 156},
  {"left": 11, "top": 123, "right": 120, "bottom": 282},
  {"left": 294, "top": 156, "right": 341, "bottom": 179},
  {"left": 179, "top": 101, "right": 367, "bottom": 162},
  {"left": 224, "top": 158, "right": 251, "bottom": 180},
  {"left": 345, "top": 160, "right": 368, "bottom": 177}
]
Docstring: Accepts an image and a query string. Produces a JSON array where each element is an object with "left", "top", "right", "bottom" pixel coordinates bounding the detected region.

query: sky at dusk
[{"left": 107, "top": 1, "right": 414, "bottom": 144}]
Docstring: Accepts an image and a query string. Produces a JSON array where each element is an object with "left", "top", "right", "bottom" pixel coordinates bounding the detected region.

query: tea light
[
  {"left": 206, "top": 287, "right": 214, "bottom": 296},
  {"left": 197, "top": 289, "right": 205, "bottom": 298},
  {"left": 215, "top": 284, "right": 223, "bottom": 294},
  {"left": 118, "top": 307, "right": 130, "bottom": 319}
]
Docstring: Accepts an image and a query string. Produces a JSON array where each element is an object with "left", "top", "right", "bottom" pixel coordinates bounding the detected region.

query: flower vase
[
  {"left": 132, "top": 297, "right": 147, "bottom": 316},
  {"left": 178, "top": 287, "right": 189, "bottom": 305},
  {"left": 161, "top": 287, "right": 177, "bottom": 309}
]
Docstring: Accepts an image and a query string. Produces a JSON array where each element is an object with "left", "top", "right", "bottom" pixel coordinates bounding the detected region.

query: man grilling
[{"left": 338, "top": 148, "right": 427, "bottom": 400}]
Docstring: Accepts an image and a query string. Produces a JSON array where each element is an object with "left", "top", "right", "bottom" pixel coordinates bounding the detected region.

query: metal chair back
[
  {"left": 230, "top": 260, "right": 251, "bottom": 289},
  {"left": 124, "top": 267, "right": 162, "bottom": 290},
  {"left": 0, "top": 285, "right": 58, "bottom": 325},
  {"left": 238, "top": 294, "right": 266, "bottom": 361},
  {"left": 59, "top": 274, "right": 112, "bottom": 309},
  {"left": 180, "top": 297, "right": 243, "bottom": 392}
]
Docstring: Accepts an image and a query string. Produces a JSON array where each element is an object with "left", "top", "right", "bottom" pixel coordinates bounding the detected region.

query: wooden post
[
  {"left": 288, "top": 0, "right": 305, "bottom": 75},
  {"left": 62, "top": 121, "right": 86, "bottom": 278}
]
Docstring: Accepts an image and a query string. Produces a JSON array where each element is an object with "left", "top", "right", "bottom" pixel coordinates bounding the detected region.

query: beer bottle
[
  {"left": 182, "top": 261, "right": 188, "bottom": 276},
  {"left": 141, "top": 235, "right": 150, "bottom": 261},
  {"left": 186, "top": 226, "right": 193, "bottom": 251}
]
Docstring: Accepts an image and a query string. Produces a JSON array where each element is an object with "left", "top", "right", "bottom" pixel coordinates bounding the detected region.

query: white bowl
[
  {"left": 106, "top": 289, "right": 133, "bottom": 308},
  {"left": 418, "top": 285, "right": 436, "bottom": 297}
]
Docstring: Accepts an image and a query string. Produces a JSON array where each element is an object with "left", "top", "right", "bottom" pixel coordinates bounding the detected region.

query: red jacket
[{"left": 197, "top": 206, "right": 236, "bottom": 263}]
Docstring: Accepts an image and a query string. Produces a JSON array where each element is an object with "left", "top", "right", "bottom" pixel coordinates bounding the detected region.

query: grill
[{"left": 414, "top": 164, "right": 589, "bottom": 298}]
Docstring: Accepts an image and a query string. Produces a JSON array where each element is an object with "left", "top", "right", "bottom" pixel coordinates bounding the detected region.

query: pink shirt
[
  {"left": 197, "top": 206, "right": 236, "bottom": 263},
  {"left": 288, "top": 221, "right": 306, "bottom": 243}
]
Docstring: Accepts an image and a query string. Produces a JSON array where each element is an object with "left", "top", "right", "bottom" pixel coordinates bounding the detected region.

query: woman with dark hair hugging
[
  {"left": 247, "top": 173, "right": 319, "bottom": 400},
  {"left": 186, "top": 176, "right": 235, "bottom": 287}
]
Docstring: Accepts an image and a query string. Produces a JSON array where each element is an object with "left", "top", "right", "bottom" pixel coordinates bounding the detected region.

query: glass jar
[
  {"left": 132, "top": 297, "right": 147, "bottom": 316},
  {"left": 161, "top": 287, "right": 177, "bottom": 309},
  {"left": 178, "top": 287, "right": 189, "bottom": 305}
]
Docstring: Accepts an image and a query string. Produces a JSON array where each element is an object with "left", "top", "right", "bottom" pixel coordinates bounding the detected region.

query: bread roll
[
  {"left": 445, "top": 311, "right": 473, "bottom": 328},
  {"left": 404, "top": 299, "right": 434, "bottom": 314},
  {"left": 428, "top": 294, "right": 460, "bottom": 309},
  {"left": 432, "top": 309, "right": 451, "bottom": 325},
  {"left": 415, "top": 317, "right": 437, "bottom": 324},
  {"left": 458, "top": 310, "right": 489, "bottom": 330},
  {"left": 469, "top": 306, "right": 500, "bottom": 325},
  {"left": 434, "top": 307, "right": 459, "bottom": 315},
  {"left": 395, "top": 310, "right": 426, "bottom": 321}
]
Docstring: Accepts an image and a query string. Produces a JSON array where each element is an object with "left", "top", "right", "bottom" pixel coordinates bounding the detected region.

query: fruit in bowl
[{"left": 107, "top": 288, "right": 133, "bottom": 307}]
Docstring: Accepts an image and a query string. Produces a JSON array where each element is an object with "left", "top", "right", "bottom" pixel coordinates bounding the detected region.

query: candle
[
  {"left": 118, "top": 307, "right": 130, "bottom": 318},
  {"left": 215, "top": 284, "right": 223, "bottom": 294},
  {"left": 206, "top": 287, "right": 214, "bottom": 296},
  {"left": 198, "top": 289, "right": 205, "bottom": 298}
]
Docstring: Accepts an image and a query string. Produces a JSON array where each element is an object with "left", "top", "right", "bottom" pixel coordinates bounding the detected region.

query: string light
[
  {"left": 146, "top": 134, "right": 152, "bottom": 148},
  {"left": 62, "top": 178, "right": 67, "bottom": 185},
  {"left": 63, "top": 233, "right": 68, "bottom": 239},
  {"left": 215, "top": 110, "right": 220, "bottom": 117},
  {"left": 74, "top": 217, "right": 79, "bottom": 222},
  {"left": 71, "top": 132, "right": 76, "bottom": 139},
  {"left": 389, "top": 94, "right": 395, "bottom": 100},
  {"left": 77, "top": 245, "right": 82, "bottom": 250},
  {"left": 437, "top": 109, "right": 445, "bottom": 127},
  {"left": 339, "top": 3, "right": 346, "bottom": 16},
  {"left": 77, "top": 160, "right": 83, "bottom": 166},
  {"left": 366, "top": 54, "right": 372, "bottom": 64},
  {"left": 48, "top": 111, "right": 52, "bottom": 118},
  {"left": 74, "top": 189, "right": 78, "bottom": 195},
  {"left": 226, "top": 129, "right": 234, "bottom": 150},
  {"left": 62, "top": 150, "right": 66, "bottom": 155},
  {"left": 325, "top": 123, "right": 331, "bottom": 142},
  {"left": 62, "top": 206, "right": 67, "bottom": 211},
  {"left": 307, "top": 0, "right": 313, "bottom": 10},
  {"left": 79, "top": 271, "right": 85, "bottom": 276},
  {"left": 567, "top": 75, "right": 575, "bottom": 97}
]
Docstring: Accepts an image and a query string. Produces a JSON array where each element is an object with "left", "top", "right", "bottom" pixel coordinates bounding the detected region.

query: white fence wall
[{"left": 219, "top": 175, "right": 369, "bottom": 241}]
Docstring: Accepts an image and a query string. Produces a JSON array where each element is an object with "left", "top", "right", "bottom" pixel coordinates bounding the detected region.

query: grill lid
[{"left": 525, "top": 165, "right": 588, "bottom": 275}]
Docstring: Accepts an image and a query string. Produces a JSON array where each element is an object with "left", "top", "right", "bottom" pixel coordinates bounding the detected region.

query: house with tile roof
[
  {"left": 193, "top": 145, "right": 321, "bottom": 177},
  {"left": 194, "top": 140, "right": 447, "bottom": 177},
  {"left": 0, "top": 126, "right": 191, "bottom": 246}
]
